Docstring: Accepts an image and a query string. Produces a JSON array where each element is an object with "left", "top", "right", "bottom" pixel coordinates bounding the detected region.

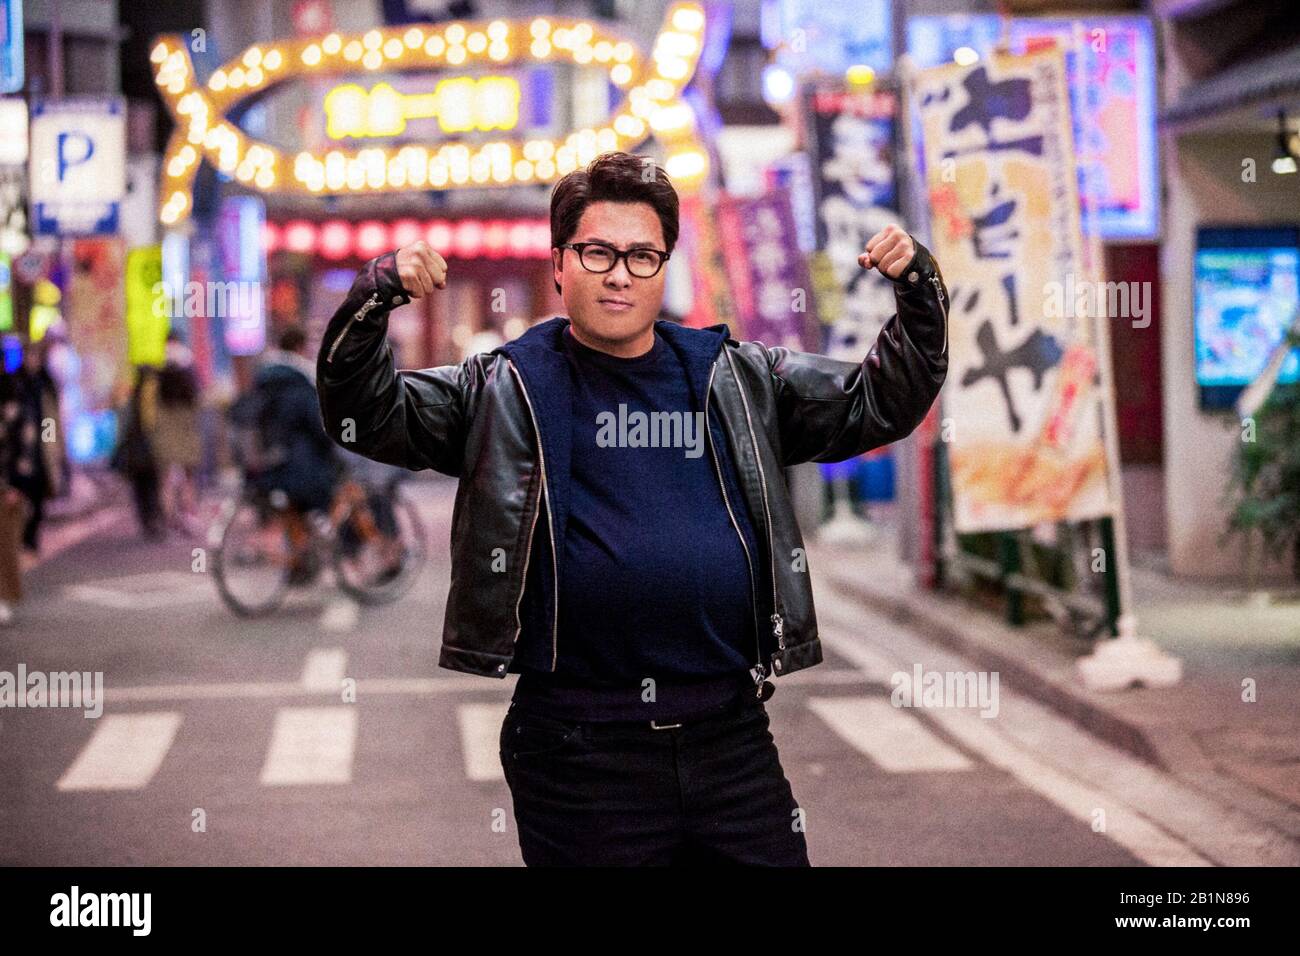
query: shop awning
[{"left": 1160, "top": 42, "right": 1300, "bottom": 130}]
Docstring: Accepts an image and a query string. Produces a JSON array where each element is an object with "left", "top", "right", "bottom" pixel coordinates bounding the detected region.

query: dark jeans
[
  {"left": 499, "top": 696, "right": 810, "bottom": 866},
  {"left": 129, "top": 467, "right": 163, "bottom": 538},
  {"left": 9, "top": 477, "right": 44, "bottom": 551}
]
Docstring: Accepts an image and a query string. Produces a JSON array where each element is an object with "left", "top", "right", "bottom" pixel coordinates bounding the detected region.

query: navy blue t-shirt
[{"left": 512, "top": 325, "right": 758, "bottom": 720}]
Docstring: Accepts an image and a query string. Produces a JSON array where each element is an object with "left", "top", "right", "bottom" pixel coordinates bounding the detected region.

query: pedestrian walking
[
  {"left": 154, "top": 334, "right": 203, "bottom": 534},
  {"left": 112, "top": 366, "right": 164, "bottom": 540},
  {"left": 1, "top": 338, "right": 65, "bottom": 554},
  {"left": 0, "top": 338, "right": 67, "bottom": 624}
]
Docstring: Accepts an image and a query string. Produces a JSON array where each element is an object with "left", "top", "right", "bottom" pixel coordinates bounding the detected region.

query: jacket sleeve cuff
[
  {"left": 369, "top": 251, "right": 412, "bottom": 309},
  {"left": 890, "top": 236, "right": 939, "bottom": 290},
  {"left": 344, "top": 251, "right": 411, "bottom": 313}
]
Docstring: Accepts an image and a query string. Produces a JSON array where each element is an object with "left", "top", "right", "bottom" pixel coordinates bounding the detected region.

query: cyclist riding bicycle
[
  {"left": 332, "top": 443, "right": 409, "bottom": 586},
  {"left": 229, "top": 324, "right": 412, "bottom": 589},
  {"left": 230, "top": 325, "right": 341, "bottom": 585}
]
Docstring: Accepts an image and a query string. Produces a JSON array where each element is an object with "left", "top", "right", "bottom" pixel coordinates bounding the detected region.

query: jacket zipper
[
  {"left": 929, "top": 273, "right": 948, "bottom": 357},
  {"left": 507, "top": 387, "right": 542, "bottom": 651},
  {"left": 325, "top": 291, "right": 383, "bottom": 364},
  {"left": 704, "top": 362, "right": 764, "bottom": 691},
  {"left": 507, "top": 360, "right": 559, "bottom": 670},
  {"left": 722, "top": 347, "right": 786, "bottom": 677}
]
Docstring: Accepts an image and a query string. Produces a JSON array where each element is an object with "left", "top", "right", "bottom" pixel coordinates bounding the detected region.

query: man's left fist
[{"left": 857, "top": 225, "right": 915, "bottom": 279}]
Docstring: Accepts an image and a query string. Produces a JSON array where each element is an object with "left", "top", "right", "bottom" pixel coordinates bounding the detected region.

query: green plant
[{"left": 1223, "top": 333, "right": 1300, "bottom": 582}]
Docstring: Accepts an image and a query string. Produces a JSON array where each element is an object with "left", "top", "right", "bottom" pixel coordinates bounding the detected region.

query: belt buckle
[{"left": 649, "top": 719, "right": 683, "bottom": 730}]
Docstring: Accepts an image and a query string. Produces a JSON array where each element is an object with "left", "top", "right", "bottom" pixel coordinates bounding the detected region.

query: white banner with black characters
[
  {"left": 804, "top": 85, "right": 900, "bottom": 361},
  {"left": 914, "top": 49, "right": 1116, "bottom": 532}
]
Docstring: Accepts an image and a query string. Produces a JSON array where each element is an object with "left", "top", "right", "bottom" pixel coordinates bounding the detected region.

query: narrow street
[{"left": 2, "top": 478, "right": 1278, "bottom": 867}]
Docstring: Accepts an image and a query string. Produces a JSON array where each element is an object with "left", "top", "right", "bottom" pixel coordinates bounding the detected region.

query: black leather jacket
[{"left": 316, "top": 240, "right": 948, "bottom": 695}]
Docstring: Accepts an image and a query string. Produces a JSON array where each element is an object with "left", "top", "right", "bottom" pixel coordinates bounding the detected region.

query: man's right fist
[{"left": 395, "top": 241, "right": 447, "bottom": 298}]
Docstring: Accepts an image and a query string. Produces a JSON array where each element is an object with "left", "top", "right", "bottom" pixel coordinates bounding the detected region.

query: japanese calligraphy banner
[
  {"left": 915, "top": 49, "right": 1115, "bottom": 532},
  {"left": 717, "top": 188, "right": 819, "bottom": 351},
  {"left": 804, "top": 85, "right": 899, "bottom": 360}
]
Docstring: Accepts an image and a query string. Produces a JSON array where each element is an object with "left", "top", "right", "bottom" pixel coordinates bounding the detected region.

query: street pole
[
  {"left": 1069, "top": 21, "right": 1181, "bottom": 692},
  {"left": 48, "top": 0, "right": 64, "bottom": 100}
]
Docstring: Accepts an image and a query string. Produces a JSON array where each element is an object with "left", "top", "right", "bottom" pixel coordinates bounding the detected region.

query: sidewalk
[
  {"left": 18, "top": 472, "right": 129, "bottom": 575},
  {"left": 808, "top": 515, "right": 1300, "bottom": 844}
]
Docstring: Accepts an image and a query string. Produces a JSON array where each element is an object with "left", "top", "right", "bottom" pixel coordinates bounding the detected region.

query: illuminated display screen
[
  {"left": 763, "top": 0, "right": 892, "bottom": 74},
  {"left": 907, "top": 14, "right": 1159, "bottom": 240},
  {"left": 1195, "top": 228, "right": 1300, "bottom": 409}
]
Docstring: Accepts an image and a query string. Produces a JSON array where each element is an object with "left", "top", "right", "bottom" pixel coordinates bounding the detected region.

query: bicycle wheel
[
  {"left": 333, "top": 487, "right": 428, "bottom": 606},
  {"left": 211, "top": 493, "right": 293, "bottom": 617}
]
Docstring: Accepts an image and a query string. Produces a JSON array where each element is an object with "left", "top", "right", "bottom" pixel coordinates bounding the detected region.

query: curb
[{"left": 818, "top": 559, "right": 1300, "bottom": 839}]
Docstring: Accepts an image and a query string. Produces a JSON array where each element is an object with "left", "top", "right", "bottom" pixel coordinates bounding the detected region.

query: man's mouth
[{"left": 597, "top": 297, "right": 634, "bottom": 311}]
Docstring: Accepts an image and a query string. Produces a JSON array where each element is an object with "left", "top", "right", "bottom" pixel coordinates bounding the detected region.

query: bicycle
[{"left": 209, "top": 475, "right": 428, "bottom": 617}]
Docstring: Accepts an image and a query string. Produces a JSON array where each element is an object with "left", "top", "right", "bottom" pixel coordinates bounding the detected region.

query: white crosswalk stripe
[
  {"left": 808, "top": 696, "right": 975, "bottom": 772},
  {"left": 458, "top": 702, "right": 510, "bottom": 782},
  {"left": 45, "top": 692, "right": 979, "bottom": 795},
  {"left": 318, "top": 600, "right": 360, "bottom": 633},
  {"left": 260, "top": 706, "right": 358, "bottom": 786},
  {"left": 64, "top": 571, "right": 211, "bottom": 610},
  {"left": 57, "top": 713, "right": 183, "bottom": 792},
  {"left": 300, "top": 649, "right": 348, "bottom": 692}
]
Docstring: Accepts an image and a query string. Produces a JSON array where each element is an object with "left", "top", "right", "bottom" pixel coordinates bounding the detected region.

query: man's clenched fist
[
  {"left": 857, "top": 224, "right": 915, "bottom": 280},
  {"left": 395, "top": 240, "right": 448, "bottom": 298}
]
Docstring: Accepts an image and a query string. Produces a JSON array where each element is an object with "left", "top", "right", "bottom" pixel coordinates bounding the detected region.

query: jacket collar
[
  {"left": 496, "top": 315, "right": 731, "bottom": 403},
  {"left": 493, "top": 315, "right": 733, "bottom": 551}
]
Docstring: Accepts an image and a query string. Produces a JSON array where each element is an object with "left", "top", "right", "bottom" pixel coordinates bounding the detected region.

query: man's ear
[{"left": 551, "top": 247, "right": 563, "bottom": 296}]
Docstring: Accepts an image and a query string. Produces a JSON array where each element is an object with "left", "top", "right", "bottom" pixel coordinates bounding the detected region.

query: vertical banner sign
[
  {"left": 717, "top": 189, "right": 818, "bottom": 350},
  {"left": 804, "top": 85, "right": 900, "bottom": 360},
  {"left": 1014, "top": 19, "right": 1159, "bottom": 239},
  {"left": 906, "top": 16, "right": 1159, "bottom": 239},
  {"left": 679, "top": 193, "right": 737, "bottom": 332},
  {"left": 765, "top": 151, "right": 818, "bottom": 254},
  {"left": 0, "top": 97, "right": 26, "bottom": 165},
  {"left": 186, "top": 236, "right": 222, "bottom": 388},
  {"left": 0, "top": 0, "right": 23, "bottom": 95},
  {"left": 29, "top": 98, "right": 127, "bottom": 236},
  {"left": 215, "top": 195, "right": 267, "bottom": 356},
  {"left": 125, "top": 245, "right": 167, "bottom": 367},
  {"left": 0, "top": 252, "right": 11, "bottom": 330},
  {"left": 68, "top": 238, "right": 128, "bottom": 410},
  {"left": 915, "top": 49, "right": 1115, "bottom": 532}
]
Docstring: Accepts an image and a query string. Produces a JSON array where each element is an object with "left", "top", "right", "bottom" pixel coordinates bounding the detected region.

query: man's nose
[{"left": 603, "top": 260, "right": 633, "bottom": 288}]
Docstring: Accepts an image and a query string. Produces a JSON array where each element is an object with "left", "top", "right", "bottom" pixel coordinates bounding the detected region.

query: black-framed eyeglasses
[{"left": 557, "top": 242, "right": 671, "bottom": 278}]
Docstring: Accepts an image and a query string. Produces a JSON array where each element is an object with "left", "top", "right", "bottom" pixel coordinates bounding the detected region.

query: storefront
[
  {"left": 149, "top": 4, "right": 715, "bottom": 381},
  {"left": 263, "top": 214, "right": 559, "bottom": 367}
]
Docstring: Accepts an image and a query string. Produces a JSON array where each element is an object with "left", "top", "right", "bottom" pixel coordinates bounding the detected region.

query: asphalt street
[{"left": 0, "top": 477, "right": 1266, "bottom": 865}]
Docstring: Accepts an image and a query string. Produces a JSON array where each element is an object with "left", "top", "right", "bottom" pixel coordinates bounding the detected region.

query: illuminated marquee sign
[
  {"left": 151, "top": 3, "right": 710, "bottom": 225},
  {"left": 325, "top": 76, "right": 520, "bottom": 138},
  {"left": 264, "top": 216, "right": 553, "bottom": 260}
]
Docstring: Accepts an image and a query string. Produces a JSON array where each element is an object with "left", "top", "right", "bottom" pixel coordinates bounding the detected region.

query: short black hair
[
  {"left": 550, "top": 151, "right": 679, "bottom": 294},
  {"left": 277, "top": 325, "right": 307, "bottom": 353}
]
